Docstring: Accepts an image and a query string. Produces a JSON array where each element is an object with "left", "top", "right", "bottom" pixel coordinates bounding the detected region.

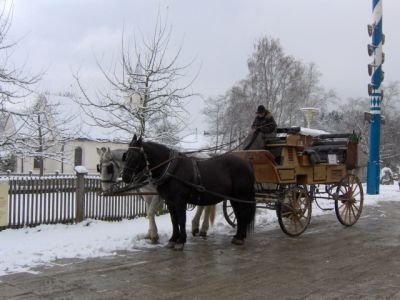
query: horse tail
[
  {"left": 247, "top": 214, "right": 255, "bottom": 235},
  {"left": 209, "top": 205, "right": 216, "bottom": 226},
  {"left": 246, "top": 163, "right": 256, "bottom": 235}
]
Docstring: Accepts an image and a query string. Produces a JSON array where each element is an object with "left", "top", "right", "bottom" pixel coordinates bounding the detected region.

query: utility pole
[{"left": 367, "top": 0, "right": 385, "bottom": 194}]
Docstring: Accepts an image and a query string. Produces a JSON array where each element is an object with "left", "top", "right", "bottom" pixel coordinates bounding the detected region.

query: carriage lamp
[{"left": 300, "top": 107, "right": 319, "bottom": 128}]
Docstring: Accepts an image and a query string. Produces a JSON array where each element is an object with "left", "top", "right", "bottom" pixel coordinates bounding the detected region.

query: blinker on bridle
[
  {"left": 97, "top": 163, "right": 114, "bottom": 174},
  {"left": 123, "top": 145, "right": 150, "bottom": 178}
]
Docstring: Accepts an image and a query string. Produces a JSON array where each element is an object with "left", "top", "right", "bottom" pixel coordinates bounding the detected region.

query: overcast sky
[{"left": 7, "top": 0, "right": 400, "bottom": 132}]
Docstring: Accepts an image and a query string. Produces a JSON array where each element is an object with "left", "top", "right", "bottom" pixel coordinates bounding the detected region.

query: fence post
[{"left": 75, "top": 166, "right": 88, "bottom": 223}]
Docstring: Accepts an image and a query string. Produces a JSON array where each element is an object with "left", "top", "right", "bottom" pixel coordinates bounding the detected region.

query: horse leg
[
  {"left": 174, "top": 202, "right": 187, "bottom": 251},
  {"left": 191, "top": 206, "right": 204, "bottom": 236},
  {"left": 231, "top": 191, "right": 256, "bottom": 245},
  {"left": 230, "top": 201, "right": 247, "bottom": 245},
  {"left": 145, "top": 196, "right": 163, "bottom": 244},
  {"left": 199, "top": 205, "right": 216, "bottom": 237},
  {"left": 166, "top": 203, "right": 180, "bottom": 249},
  {"left": 199, "top": 206, "right": 210, "bottom": 237}
]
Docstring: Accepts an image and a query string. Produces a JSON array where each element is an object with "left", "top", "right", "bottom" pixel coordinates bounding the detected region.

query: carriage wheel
[
  {"left": 334, "top": 174, "right": 364, "bottom": 226},
  {"left": 277, "top": 186, "right": 312, "bottom": 237},
  {"left": 222, "top": 200, "right": 236, "bottom": 228}
]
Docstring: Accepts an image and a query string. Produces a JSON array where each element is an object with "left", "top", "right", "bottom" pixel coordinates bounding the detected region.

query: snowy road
[{"left": 0, "top": 184, "right": 399, "bottom": 299}]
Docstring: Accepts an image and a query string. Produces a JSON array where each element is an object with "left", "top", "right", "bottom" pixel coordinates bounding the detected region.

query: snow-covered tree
[{"left": 11, "top": 94, "right": 78, "bottom": 175}]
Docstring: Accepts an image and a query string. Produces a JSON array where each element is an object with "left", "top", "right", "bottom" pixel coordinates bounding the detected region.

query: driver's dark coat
[{"left": 251, "top": 112, "right": 277, "bottom": 135}]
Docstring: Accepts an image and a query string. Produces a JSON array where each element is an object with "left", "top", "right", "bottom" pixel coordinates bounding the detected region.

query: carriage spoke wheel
[
  {"left": 334, "top": 174, "right": 364, "bottom": 226},
  {"left": 277, "top": 186, "right": 312, "bottom": 237},
  {"left": 222, "top": 200, "right": 236, "bottom": 228}
]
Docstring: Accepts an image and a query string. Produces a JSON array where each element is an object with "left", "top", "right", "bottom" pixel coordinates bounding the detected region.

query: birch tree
[
  {"left": 245, "top": 37, "right": 326, "bottom": 126},
  {"left": 203, "top": 95, "right": 226, "bottom": 151},
  {"left": 210, "top": 36, "right": 327, "bottom": 146}
]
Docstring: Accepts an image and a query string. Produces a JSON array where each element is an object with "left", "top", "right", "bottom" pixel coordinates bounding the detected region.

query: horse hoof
[
  {"left": 192, "top": 228, "right": 199, "bottom": 236},
  {"left": 231, "top": 237, "right": 245, "bottom": 245},
  {"left": 150, "top": 237, "right": 159, "bottom": 244},
  {"left": 199, "top": 231, "right": 207, "bottom": 238},
  {"left": 165, "top": 241, "right": 175, "bottom": 249},
  {"left": 174, "top": 243, "right": 185, "bottom": 251}
]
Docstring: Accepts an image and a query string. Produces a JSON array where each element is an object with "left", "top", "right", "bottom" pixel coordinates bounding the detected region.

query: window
[
  {"left": 74, "top": 147, "right": 83, "bottom": 166},
  {"left": 33, "top": 157, "right": 41, "bottom": 169}
]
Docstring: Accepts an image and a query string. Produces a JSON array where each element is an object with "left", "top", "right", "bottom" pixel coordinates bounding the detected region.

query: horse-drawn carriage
[
  {"left": 223, "top": 127, "right": 363, "bottom": 237},
  {"left": 101, "top": 127, "right": 363, "bottom": 249}
]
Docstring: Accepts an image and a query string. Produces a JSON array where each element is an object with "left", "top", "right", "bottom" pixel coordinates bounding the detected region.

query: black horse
[{"left": 122, "top": 135, "right": 256, "bottom": 250}]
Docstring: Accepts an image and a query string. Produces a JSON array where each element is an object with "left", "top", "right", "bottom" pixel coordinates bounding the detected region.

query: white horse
[{"left": 97, "top": 147, "right": 215, "bottom": 243}]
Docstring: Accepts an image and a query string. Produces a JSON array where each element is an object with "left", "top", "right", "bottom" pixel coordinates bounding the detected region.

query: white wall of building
[{"left": 16, "top": 139, "right": 127, "bottom": 175}]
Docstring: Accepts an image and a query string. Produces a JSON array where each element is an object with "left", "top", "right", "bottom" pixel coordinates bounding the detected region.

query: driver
[{"left": 251, "top": 105, "right": 277, "bottom": 144}]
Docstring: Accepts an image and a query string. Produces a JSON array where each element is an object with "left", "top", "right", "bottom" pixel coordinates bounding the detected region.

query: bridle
[
  {"left": 124, "top": 144, "right": 178, "bottom": 186},
  {"left": 97, "top": 158, "right": 119, "bottom": 184}
]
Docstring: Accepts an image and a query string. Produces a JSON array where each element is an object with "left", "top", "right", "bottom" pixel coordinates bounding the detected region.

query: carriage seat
[
  {"left": 303, "top": 149, "right": 321, "bottom": 165},
  {"left": 310, "top": 143, "right": 347, "bottom": 164},
  {"left": 264, "top": 143, "right": 284, "bottom": 165}
]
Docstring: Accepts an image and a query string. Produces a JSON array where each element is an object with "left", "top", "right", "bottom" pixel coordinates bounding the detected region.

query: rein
[{"left": 166, "top": 173, "right": 255, "bottom": 204}]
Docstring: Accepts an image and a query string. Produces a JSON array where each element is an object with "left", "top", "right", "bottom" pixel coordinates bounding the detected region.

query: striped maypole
[{"left": 367, "top": 0, "right": 384, "bottom": 194}]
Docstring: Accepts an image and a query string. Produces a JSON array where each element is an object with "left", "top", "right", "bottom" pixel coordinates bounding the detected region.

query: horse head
[
  {"left": 96, "top": 147, "right": 120, "bottom": 191},
  {"left": 122, "top": 134, "right": 147, "bottom": 183}
]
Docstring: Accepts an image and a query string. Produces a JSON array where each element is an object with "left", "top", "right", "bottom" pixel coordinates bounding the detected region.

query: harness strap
[
  {"left": 166, "top": 173, "right": 255, "bottom": 204},
  {"left": 192, "top": 159, "right": 202, "bottom": 186},
  {"left": 150, "top": 150, "right": 178, "bottom": 186},
  {"left": 101, "top": 181, "right": 151, "bottom": 195}
]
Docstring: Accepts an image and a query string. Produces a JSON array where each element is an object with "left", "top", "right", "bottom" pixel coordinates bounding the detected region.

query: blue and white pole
[{"left": 367, "top": 0, "right": 384, "bottom": 194}]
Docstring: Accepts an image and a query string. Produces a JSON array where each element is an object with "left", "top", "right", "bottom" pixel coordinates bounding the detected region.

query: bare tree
[
  {"left": 317, "top": 81, "right": 400, "bottom": 170},
  {"left": 246, "top": 37, "right": 327, "bottom": 126},
  {"left": 74, "top": 13, "right": 195, "bottom": 142},
  {"left": 203, "top": 95, "right": 226, "bottom": 151},
  {"left": 11, "top": 94, "right": 78, "bottom": 175},
  {"left": 211, "top": 36, "right": 327, "bottom": 145},
  {"left": 0, "top": 1, "right": 41, "bottom": 147}
]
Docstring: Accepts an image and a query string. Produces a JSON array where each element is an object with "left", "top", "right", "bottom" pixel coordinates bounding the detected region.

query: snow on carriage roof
[{"left": 299, "top": 127, "right": 330, "bottom": 136}]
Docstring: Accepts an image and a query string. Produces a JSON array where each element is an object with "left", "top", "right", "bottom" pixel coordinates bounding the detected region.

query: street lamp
[{"left": 300, "top": 107, "right": 319, "bottom": 128}]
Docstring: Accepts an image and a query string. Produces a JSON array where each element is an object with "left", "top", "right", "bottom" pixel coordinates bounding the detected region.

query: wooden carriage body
[
  {"left": 227, "top": 127, "right": 363, "bottom": 237},
  {"left": 233, "top": 128, "right": 359, "bottom": 186}
]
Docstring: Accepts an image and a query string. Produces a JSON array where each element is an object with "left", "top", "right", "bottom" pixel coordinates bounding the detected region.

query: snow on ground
[{"left": 0, "top": 184, "right": 399, "bottom": 277}]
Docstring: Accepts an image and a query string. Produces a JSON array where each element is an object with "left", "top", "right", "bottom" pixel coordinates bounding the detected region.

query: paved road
[{"left": 1, "top": 202, "right": 400, "bottom": 299}]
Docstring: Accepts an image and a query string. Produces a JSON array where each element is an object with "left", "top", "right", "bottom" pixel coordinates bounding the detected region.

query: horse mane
[
  {"left": 109, "top": 148, "right": 126, "bottom": 171},
  {"left": 111, "top": 149, "right": 126, "bottom": 162},
  {"left": 143, "top": 140, "right": 171, "bottom": 152}
]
